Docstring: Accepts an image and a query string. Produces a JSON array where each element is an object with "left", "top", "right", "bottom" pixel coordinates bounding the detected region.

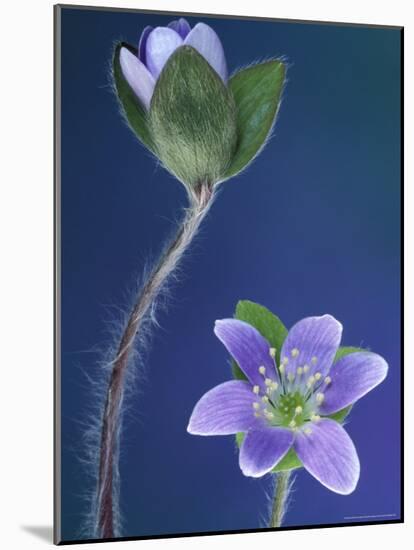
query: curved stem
[
  {"left": 270, "top": 471, "right": 291, "bottom": 528},
  {"left": 95, "top": 183, "right": 214, "bottom": 538}
]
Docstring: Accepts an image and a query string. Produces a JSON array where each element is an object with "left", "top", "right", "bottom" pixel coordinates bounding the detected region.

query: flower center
[{"left": 251, "top": 347, "right": 332, "bottom": 431}]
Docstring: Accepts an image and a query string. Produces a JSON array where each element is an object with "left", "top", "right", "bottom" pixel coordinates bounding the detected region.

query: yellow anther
[
  {"left": 253, "top": 402, "right": 260, "bottom": 410},
  {"left": 297, "top": 367, "right": 303, "bottom": 376},
  {"left": 279, "top": 364, "right": 285, "bottom": 375},
  {"left": 303, "top": 364, "right": 310, "bottom": 373},
  {"left": 289, "top": 420, "right": 296, "bottom": 428},
  {"left": 304, "top": 427, "right": 312, "bottom": 435},
  {"left": 291, "top": 348, "right": 300, "bottom": 358},
  {"left": 265, "top": 378, "right": 273, "bottom": 387},
  {"left": 269, "top": 347, "right": 276, "bottom": 358},
  {"left": 314, "top": 372, "right": 322, "bottom": 380},
  {"left": 316, "top": 392, "right": 325, "bottom": 404},
  {"left": 311, "top": 414, "right": 321, "bottom": 422},
  {"left": 271, "top": 381, "right": 279, "bottom": 391},
  {"left": 265, "top": 410, "right": 274, "bottom": 419},
  {"left": 253, "top": 385, "right": 260, "bottom": 394},
  {"left": 262, "top": 395, "right": 269, "bottom": 403},
  {"left": 295, "top": 405, "right": 303, "bottom": 414},
  {"left": 259, "top": 366, "right": 266, "bottom": 375},
  {"left": 311, "top": 356, "right": 318, "bottom": 365},
  {"left": 324, "top": 376, "right": 332, "bottom": 385}
]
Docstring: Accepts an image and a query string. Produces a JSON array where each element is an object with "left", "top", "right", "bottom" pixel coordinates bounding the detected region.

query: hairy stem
[
  {"left": 95, "top": 183, "right": 214, "bottom": 539},
  {"left": 270, "top": 471, "right": 292, "bottom": 528}
]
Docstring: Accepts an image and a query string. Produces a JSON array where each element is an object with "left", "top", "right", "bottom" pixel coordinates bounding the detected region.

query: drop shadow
[{"left": 21, "top": 525, "right": 54, "bottom": 543}]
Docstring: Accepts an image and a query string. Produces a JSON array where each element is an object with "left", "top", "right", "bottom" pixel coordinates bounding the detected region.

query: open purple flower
[
  {"left": 187, "top": 315, "right": 388, "bottom": 494},
  {"left": 119, "top": 18, "right": 228, "bottom": 110}
]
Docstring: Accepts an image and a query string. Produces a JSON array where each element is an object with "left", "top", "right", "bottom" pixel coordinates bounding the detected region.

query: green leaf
[
  {"left": 225, "top": 60, "right": 286, "bottom": 179},
  {"left": 334, "top": 346, "right": 364, "bottom": 362},
  {"left": 112, "top": 43, "right": 155, "bottom": 152},
  {"left": 234, "top": 300, "right": 288, "bottom": 364},
  {"left": 231, "top": 360, "right": 248, "bottom": 381},
  {"left": 235, "top": 433, "right": 303, "bottom": 472},
  {"left": 327, "top": 405, "right": 353, "bottom": 423},
  {"left": 149, "top": 46, "right": 237, "bottom": 187}
]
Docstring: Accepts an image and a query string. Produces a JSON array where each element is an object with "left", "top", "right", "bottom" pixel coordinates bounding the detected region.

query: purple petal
[
  {"left": 294, "top": 419, "right": 360, "bottom": 494},
  {"left": 138, "top": 25, "right": 153, "bottom": 65},
  {"left": 145, "top": 27, "right": 183, "bottom": 78},
  {"left": 119, "top": 47, "right": 155, "bottom": 110},
  {"left": 239, "top": 427, "right": 294, "bottom": 478},
  {"left": 184, "top": 22, "right": 228, "bottom": 82},
  {"left": 214, "top": 319, "right": 279, "bottom": 390},
  {"left": 320, "top": 352, "right": 388, "bottom": 415},
  {"left": 187, "top": 380, "right": 259, "bottom": 435},
  {"left": 281, "top": 315, "right": 342, "bottom": 378},
  {"left": 168, "top": 18, "right": 191, "bottom": 39}
]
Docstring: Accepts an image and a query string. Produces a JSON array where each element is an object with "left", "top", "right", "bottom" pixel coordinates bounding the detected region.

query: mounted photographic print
[{"left": 54, "top": 4, "right": 403, "bottom": 545}]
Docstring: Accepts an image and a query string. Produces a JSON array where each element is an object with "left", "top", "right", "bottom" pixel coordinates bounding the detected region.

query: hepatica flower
[
  {"left": 119, "top": 18, "right": 228, "bottom": 110},
  {"left": 188, "top": 314, "right": 388, "bottom": 495},
  {"left": 112, "top": 17, "right": 286, "bottom": 187}
]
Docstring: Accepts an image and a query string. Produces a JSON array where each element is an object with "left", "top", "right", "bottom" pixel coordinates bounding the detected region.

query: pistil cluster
[{"left": 251, "top": 347, "right": 332, "bottom": 433}]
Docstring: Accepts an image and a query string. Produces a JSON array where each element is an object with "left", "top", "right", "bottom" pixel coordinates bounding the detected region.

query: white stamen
[
  {"left": 271, "top": 381, "right": 279, "bottom": 391},
  {"left": 304, "top": 427, "right": 312, "bottom": 435},
  {"left": 306, "top": 375, "right": 315, "bottom": 388},
  {"left": 314, "top": 372, "right": 322, "bottom": 381},
  {"left": 253, "top": 385, "right": 260, "bottom": 394},
  {"left": 287, "top": 372, "right": 295, "bottom": 383},
  {"left": 269, "top": 347, "right": 276, "bottom": 358},
  {"left": 316, "top": 392, "right": 325, "bottom": 404},
  {"left": 295, "top": 405, "right": 303, "bottom": 414},
  {"left": 297, "top": 367, "right": 303, "bottom": 376},
  {"left": 289, "top": 420, "right": 296, "bottom": 428},
  {"left": 258, "top": 366, "right": 266, "bottom": 375},
  {"left": 253, "top": 402, "right": 260, "bottom": 410},
  {"left": 265, "top": 378, "right": 273, "bottom": 387},
  {"left": 311, "top": 356, "right": 318, "bottom": 365},
  {"left": 324, "top": 376, "right": 332, "bottom": 385},
  {"left": 279, "top": 364, "right": 285, "bottom": 375},
  {"left": 262, "top": 395, "right": 269, "bottom": 403},
  {"left": 303, "top": 364, "right": 310, "bottom": 373},
  {"left": 282, "top": 356, "right": 289, "bottom": 365},
  {"left": 311, "top": 414, "right": 321, "bottom": 422},
  {"left": 291, "top": 348, "right": 300, "bottom": 358}
]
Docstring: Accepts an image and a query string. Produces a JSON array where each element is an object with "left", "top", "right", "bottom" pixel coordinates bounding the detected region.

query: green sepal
[
  {"left": 334, "top": 346, "right": 365, "bottom": 362},
  {"left": 328, "top": 405, "right": 353, "bottom": 423},
  {"left": 112, "top": 43, "right": 155, "bottom": 152},
  {"left": 235, "top": 433, "right": 303, "bottom": 473},
  {"left": 234, "top": 300, "right": 288, "bottom": 364},
  {"left": 149, "top": 46, "right": 237, "bottom": 187},
  {"left": 225, "top": 60, "right": 286, "bottom": 179},
  {"left": 231, "top": 360, "right": 248, "bottom": 381}
]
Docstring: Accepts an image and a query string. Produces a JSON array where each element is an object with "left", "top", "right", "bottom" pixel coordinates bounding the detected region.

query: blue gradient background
[{"left": 59, "top": 7, "right": 402, "bottom": 542}]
